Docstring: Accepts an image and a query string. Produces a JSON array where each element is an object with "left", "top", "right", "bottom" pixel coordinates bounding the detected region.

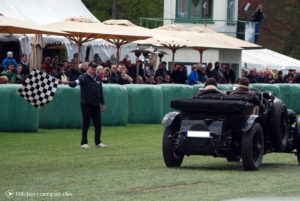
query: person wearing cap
[
  {"left": 2, "top": 51, "right": 18, "bottom": 71},
  {"left": 229, "top": 77, "right": 265, "bottom": 113},
  {"left": 274, "top": 71, "right": 284, "bottom": 83},
  {"left": 69, "top": 62, "right": 81, "bottom": 81},
  {"left": 197, "top": 78, "right": 226, "bottom": 97},
  {"left": 229, "top": 77, "right": 256, "bottom": 97},
  {"left": 63, "top": 62, "right": 106, "bottom": 148},
  {"left": 53, "top": 63, "right": 70, "bottom": 82},
  {"left": 284, "top": 69, "right": 294, "bottom": 83}
]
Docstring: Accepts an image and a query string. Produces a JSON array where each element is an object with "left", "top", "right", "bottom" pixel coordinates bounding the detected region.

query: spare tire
[{"left": 270, "top": 101, "right": 289, "bottom": 152}]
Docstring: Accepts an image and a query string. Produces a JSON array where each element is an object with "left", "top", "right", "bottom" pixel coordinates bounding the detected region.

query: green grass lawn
[{"left": 1, "top": 124, "right": 300, "bottom": 201}]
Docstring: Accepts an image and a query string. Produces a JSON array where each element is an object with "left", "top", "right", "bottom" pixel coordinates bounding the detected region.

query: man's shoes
[
  {"left": 96, "top": 143, "right": 107, "bottom": 148},
  {"left": 80, "top": 144, "right": 90, "bottom": 148}
]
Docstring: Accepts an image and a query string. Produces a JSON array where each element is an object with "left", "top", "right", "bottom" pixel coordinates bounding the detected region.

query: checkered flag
[{"left": 17, "top": 70, "right": 60, "bottom": 108}]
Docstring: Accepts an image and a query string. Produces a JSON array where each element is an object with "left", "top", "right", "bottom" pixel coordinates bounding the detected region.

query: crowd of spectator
[
  {"left": 1, "top": 51, "right": 300, "bottom": 85},
  {"left": 35, "top": 58, "right": 237, "bottom": 86},
  {"left": 242, "top": 68, "right": 300, "bottom": 84},
  {"left": 0, "top": 52, "right": 29, "bottom": 84}
]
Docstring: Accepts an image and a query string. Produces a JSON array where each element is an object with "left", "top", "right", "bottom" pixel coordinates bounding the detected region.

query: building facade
[{"left": 163, "top": 0, "right": 239, "bottom": 37}]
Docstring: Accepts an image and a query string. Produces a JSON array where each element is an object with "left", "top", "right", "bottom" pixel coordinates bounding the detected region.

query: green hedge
[
  {"left": 277, "top": 84, "right": 300, "bottom": 114},
  {"left": 125, "top": 84, "right": 162, "bottom": 123},
  {"left": 0, "top": 84, "right": 39, "bottom": 132},
  {"left": 1, "top": 84, "right": 300, "bottom": 132},
  {"left": 102, "top": 84, "right": 128, "bottom": 126},
  {"left": 39, "top": 85, "right": 81, "bottom": 129},
  {"left": 250, "top": 84, "right": 281, "bottom": 97},
  {"left": 192, "top": 84, "right": 204, "bottom": 96},
  {"left": 39, "top": 84, "right": 128, "bottom": 128},
  {"left": 160, "top": 84, "right": 194, "bottom": 115},
  {"left": 218, "top": 84, "right": 235, "bottom": 92}
]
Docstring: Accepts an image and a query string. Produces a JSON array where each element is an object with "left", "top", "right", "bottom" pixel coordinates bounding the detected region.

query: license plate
[{"left": 186, "top": 131, "right": 211, "bottom": 138}]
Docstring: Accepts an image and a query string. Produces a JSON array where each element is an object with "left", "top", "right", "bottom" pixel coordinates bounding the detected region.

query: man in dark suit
[{"left": 63, "top": 63, "right": 106, "bottom": 148}]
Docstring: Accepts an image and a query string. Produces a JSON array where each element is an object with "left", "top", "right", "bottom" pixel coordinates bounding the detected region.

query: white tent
[
  {"left": 242, "top": 49, "right": 300, "bottom": 72},
  {"left": 0, "top": 0, "right": 99, "bottom": 25}
]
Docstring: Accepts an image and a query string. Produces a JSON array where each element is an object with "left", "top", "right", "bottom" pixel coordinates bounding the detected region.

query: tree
[
  {"left": 112, "top": 0, "right": 118, "bottom": 19},
  {"left": 238, "top": 0, "right": 300, "bottom": 59},
  {"left": 82, "top": 0, "right": 163, "bottom": 25},
  {"left": 82, "top": 0, "right": 112, "bottom": 21},
  {"left": 259, "top": 0, "right": 300, "bottom": 59}
]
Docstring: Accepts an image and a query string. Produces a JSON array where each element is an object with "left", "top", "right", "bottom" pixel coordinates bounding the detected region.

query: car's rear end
[{"left": 169, "top": 98, "right": 254, "bottom": 157}]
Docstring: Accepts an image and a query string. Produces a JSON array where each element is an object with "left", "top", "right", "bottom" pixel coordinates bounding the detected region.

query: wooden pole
[
  {"left": 77, "top": 42, "right": 82, "bottom": 63},
  {"left": 116, "top": 43, "right": 120, "bottom": 66},
  {"left": 171, "top": 48, "right": 176, "bottom": 72},
  {"left": 192, "top": 47, "right": 209, "bottom": 64},
  {"left": 200, "top": 49, "right": 203, "bottom": 64},
  {"left": 66, "top": 35, "right": 96, "bottom": 63},
  {"left": 163, "top": 45, "right": 183, "bottom": 72},
  {"left": 106, "top": 39, "right": 129, "bottom": 66}
]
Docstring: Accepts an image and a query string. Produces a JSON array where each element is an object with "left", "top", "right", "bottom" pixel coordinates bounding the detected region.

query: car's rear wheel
[
  {"left": 271, "top": 102, "right": 289, "bottom": 152},
  {"left": 162, "top": 126, "right": 184, "bottom": 167},
  {"left": 241, "top": 122, "right": 264, "bottom": 171}
]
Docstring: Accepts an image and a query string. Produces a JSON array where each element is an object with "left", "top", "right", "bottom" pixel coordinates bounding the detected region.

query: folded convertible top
[{"left": 171, "top": 98, "right": 254, "bottom": 113}]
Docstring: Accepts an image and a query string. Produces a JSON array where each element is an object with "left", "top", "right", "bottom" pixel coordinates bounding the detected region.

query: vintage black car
[{"left": 162, "top": 91, "right": 300, "bottom": 171}]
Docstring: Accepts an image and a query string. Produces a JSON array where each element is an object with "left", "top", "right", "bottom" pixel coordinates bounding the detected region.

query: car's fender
[
  {"left": 242, "top": 115, "right": 262, "bottom": 133},
  {"left": 162, "top": 112, "right": 180, "bottom": 128}
]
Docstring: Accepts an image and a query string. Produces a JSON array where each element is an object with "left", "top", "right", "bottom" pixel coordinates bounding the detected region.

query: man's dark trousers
[{"left": 81, "top": 104, "right": 101, "bottom": 145}]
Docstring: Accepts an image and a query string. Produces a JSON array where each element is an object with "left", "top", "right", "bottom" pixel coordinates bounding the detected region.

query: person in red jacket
[{"left": 41, "top": 57, "right": 52, "bottom": 75}]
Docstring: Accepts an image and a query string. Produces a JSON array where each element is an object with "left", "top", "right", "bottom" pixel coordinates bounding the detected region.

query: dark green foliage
[
  {"left": 259, "top": 0, "right": 300, "bottom": 59},
  {"left": 82, "top": 0, "right": 163, "bottom": 25}
]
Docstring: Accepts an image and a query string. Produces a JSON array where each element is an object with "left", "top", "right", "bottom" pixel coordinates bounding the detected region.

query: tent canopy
[
  {"left": 242, "top": 49, "right": 300, "bottom": 71},
  {"left": 0, "top": 14, "right": 67, "bottom": 35},
  {"left": 43, "top": 17, "right": 151, "bottom": 62},
  {"left": 137, "top": 24, "right": 242, "bottom": 50},
  {"left": 190, "top": 26, "right": 261, "bottom": 49},
  {"left": 0, "top": 0, "right": 99, "bottom": 25},
  {"left": 44, "top": 18, "right": 151, "bottom": 41}
]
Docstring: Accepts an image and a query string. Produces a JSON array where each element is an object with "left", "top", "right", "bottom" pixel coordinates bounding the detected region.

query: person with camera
[{"left": 252, "top": 5, "right": 264, "bottom": 43}]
